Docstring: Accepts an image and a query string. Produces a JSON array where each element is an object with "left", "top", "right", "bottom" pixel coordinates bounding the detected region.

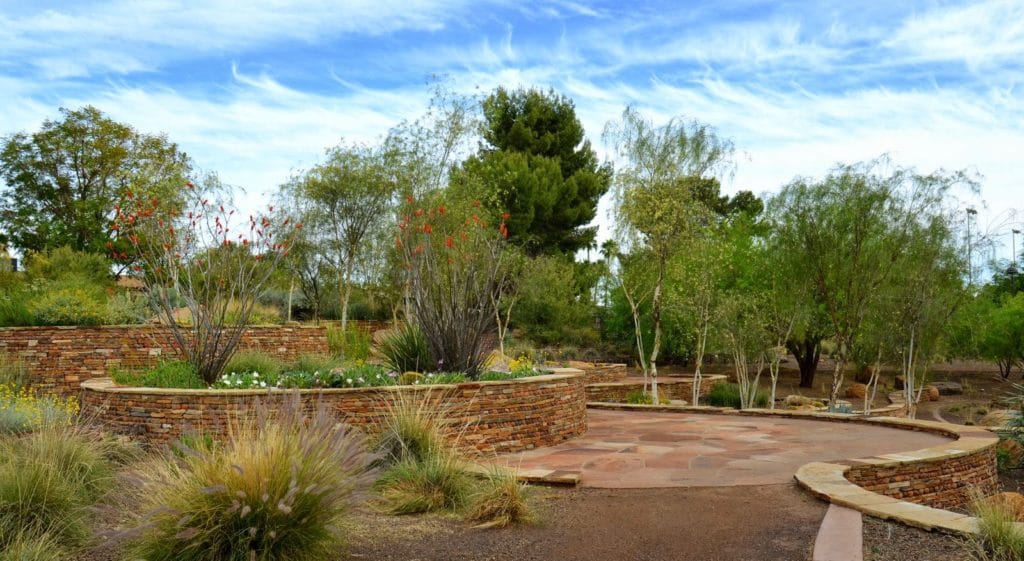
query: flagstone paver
[{"left": 498, "top": 410, "right": 952, "bottom": 488}]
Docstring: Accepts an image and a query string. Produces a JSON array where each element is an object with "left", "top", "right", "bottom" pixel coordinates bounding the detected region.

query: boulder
[
  {"left": 784, "top": 395, "right": 825, "bottom": 409},
  {"left": 845, "top": 383, "right": 868, "bottom": 399},
  {"left": 930, "top": 381, "right": 963, "bottom": 395},
  {"left": 923, "top": 385, "right": 940, "bottom": 402},
  {"left": 987, "top": 492, "right": 1024, "bottom": 522}
]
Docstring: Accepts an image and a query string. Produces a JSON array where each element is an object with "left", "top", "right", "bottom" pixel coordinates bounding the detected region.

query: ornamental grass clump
[
  {"left": 0, "top": 531, "right": 66, "bottom": 561},
  {"left": 466, "top": 465, "right": 534, "bottom": 529},
  {"left": 121, "top": 396, "right": 376, "bottom": 561},
  {"left": 0, "top": 425, "right": 115, "bottom": 551},
  {"left": 964, "top": 491, "right": 1024, "bottom": 561}
]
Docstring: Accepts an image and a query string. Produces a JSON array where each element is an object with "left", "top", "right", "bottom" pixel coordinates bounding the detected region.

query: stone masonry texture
[{"left": 0, "top": 325, "right": 328, "bottom": 394}]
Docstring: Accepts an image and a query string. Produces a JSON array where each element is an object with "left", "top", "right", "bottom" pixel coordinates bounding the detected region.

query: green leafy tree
[
  {"left": 605, "top": 107, "right": 734, "bottom": 402},
  {"left": 460, "top": 87, "right": 611, "bottom": 255},
  {"left": 281, "top": 142, "right": 397, "bottom": 333},
  {"left": 0, "top": 106, "right": 191, "bottom": 260},
  {"left": 768, "top": 159, "right": 973, "bottom": 410}
]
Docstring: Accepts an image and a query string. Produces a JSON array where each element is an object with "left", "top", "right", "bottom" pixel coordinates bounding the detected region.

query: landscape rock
[
  {"left": 845, "top": 383, "right": 868, "bottom": 399},
  {"left": 930, "top": 381, "right": 963, "bottom": 395},
  {"left": 923, "top": 385, "right": 940, "bottom": 402}
]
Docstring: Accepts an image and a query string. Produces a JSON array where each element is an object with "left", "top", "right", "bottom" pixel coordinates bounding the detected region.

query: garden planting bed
[
  {"left": 583, "top": 374, "right": 728, "bottom": 403},
  {"left": 81, "top": 369, "right": 587, "bottom": 456},
  {"left": 0, "top": 324, "right": 328, "bottom": 394}
]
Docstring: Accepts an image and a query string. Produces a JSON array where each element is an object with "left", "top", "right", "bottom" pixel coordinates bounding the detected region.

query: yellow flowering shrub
[{"left": 0, "top": 384, "right": 79, "bottom": 434}]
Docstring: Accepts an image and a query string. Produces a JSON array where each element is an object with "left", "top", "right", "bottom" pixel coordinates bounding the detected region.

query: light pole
[
  {"left": 967, "top": 208, "right": 977, "bottom": 286},
  {"left": 1012, "top": 228, "right": 1021, "bottom": 275}
]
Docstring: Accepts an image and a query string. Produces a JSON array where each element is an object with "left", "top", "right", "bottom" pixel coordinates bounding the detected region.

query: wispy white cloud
[{"left": 886, "top": 0, "right": 1024, "bottom": 68}]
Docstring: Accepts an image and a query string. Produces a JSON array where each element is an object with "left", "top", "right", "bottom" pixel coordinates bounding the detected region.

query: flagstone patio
[{"left": 499, "top": 409, "right": 952, "bottom": 488}]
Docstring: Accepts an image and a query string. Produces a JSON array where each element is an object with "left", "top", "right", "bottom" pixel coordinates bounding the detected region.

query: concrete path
[
  {"left": 499, "top": 410, "right": 952, "bottom": 488},
  {"left": 813, "top": 504, "right": 863, "bottom": 561}
]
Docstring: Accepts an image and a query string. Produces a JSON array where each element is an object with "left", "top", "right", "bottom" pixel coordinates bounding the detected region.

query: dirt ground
[{"left": 346, "top": 484, "right": 825, "bottom": 561}]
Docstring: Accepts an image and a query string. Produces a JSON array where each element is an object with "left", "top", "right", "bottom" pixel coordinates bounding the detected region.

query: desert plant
[
  {"left": 287, "top": 353, "right": 340, "bottom": 376},
  {"left": 378, "top": 323, "right": 432, "bottom": 373},
  {"left": 371, "top": 392, "right": 449, "bottom": 467},
  {"left": 0, "top": 385, "right": 79, "bottom": 435},
  {"left": 375, "top": 453, "right": 473, "bottom": 515},
  {"left": 704, "top": 383, "right": 769, "bottom": 409},
  {"left": 0, "top": 531, "right": 66, "bottom": 561},
  {"left": 964, "top": 492, "right": 1024, "bottom": 561},
  {"left": 327, "top": 326, "right": 372, "bottom": 361},
  {"left": 398, "top": 196, "right": 512, "bottom": 377},
  {"left": 624, "top": 389, "right": 669, "bottom": 405},
  {"left": 0, "top": 425, "right": 114, "bottom": 549},
  {"left": 121, "top": 396, "right": 376, "bottom": 561},
  {"left": 466, "top": 465, "right": 533, "bottom": 528},
  {"left": 114, "top": 176, "right": 298, "bottom": 384},
  {"left": 27, "top": 286, "right": 107, "bottom": 326},
  {"left": 110, "top": 361, "right": 205, "bottom": 389},
  {"left": 223, "top": 351, "right": 284, "bottom": 379}
]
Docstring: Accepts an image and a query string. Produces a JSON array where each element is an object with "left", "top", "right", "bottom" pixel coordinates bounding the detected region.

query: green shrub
[
  {"left": 24, "top": 247, "right": 111, "bottom": 284},
  {"left": 0, "top": 531, "right": 66, "bottom": 561},
  {"left": 122, "top": 396, "right": 376, "bottom": 561},
  {"left": 327, "top": 326, "right": 371, "bottom": 361},
  {"left": 466, "top": 465, "right": 533, "bottom": 528},
  {"left": 27, "top": 287, "right": 106, "bottom": 326},
  {"left": 0, "top": 425, "right": 114, "bottom": 549},
  {"left": 624, "top": 389, "right": 669, "bottom": 405},
  {"left": 376, "top": 454, "right": 473, "bottom": 515},
  {"left": 378, "top": 323, "right": 433, "bottom": 373},
  {"left": 223, "top": 351, "right": 284, "bottom": 378},
  {"left": 111, "top": 361, "right": 205, "bottom": 389},
  {"left": 0, "top": 385, "right": 79, "bottom": 435},
  {"left": 0, "top": 283, "right": 34, "bottom": 327},
  {"left": 287, "top": 353, "right": 341, "bottom": 376},
  {"left": 104, "top": 291, "right": 151, "bottom": 324},
  {"left": 705, "top": 383, "right": 769, "bottom": 409}
]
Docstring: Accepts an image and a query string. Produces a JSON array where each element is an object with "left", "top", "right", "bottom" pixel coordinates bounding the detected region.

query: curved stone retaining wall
[
  {"left": 81, "top": 369, "right": 587, "bottom": 456},
  {"left": 0, "top": 325, "right": 328, "bottom": 394},
  {"left": 584, "top": 375, "right": 728, "bottom": 403}
]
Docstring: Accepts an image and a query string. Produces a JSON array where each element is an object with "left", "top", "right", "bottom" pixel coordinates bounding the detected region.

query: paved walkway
[{"left": 499, "top": 410, "right": 952, "bottom": 488}]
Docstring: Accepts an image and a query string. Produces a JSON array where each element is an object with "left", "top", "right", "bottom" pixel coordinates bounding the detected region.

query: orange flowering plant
[
  {"left": 112, "top": 177, "right": 298, "bottom": 383},
  {"left": 398, "top": 196, "right": 512, "bottom": 377}
]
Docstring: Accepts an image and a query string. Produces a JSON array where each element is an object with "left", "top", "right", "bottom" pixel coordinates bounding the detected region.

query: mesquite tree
[
  {"left": 115, "top": 177, "right": 296, "bottom": 383},
  {"left": 769, "top": 159, "right": 973, "bottom": 411},
  {"left": 398, "top": 196, "right": 511, "bottom": 376}
]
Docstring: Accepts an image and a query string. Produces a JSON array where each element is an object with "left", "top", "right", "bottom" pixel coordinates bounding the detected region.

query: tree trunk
[
  {"left": 787, "top": 336, "right": 821, "bottom": 388},
  {"left": 648, "top": 257, "right": 666, "bottom": 404}
]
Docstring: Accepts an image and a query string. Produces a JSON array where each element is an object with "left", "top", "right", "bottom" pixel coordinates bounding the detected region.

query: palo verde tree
[
  {"left": 768, "top": 158, "right": 974, "bottom": 411},
  {"left": 0, "top": 106, "right": 191, "bottom": 262},
  {"left": 281, "top": 142, "right": 397, "bottom": 332},
  {"left": 459, "top": 87, "right": 611, "bottom": 255},
  {"left": 604, "top": 107, "right": 734, "bottom": 402}
]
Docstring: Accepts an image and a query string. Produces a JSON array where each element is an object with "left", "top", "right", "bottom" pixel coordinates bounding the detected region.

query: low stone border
[
  {"left": 81, "top": 368, "right": 587, "bottom": 456},
  {"left": 584, "top": 375, "right": 728, "bottom": 403}
]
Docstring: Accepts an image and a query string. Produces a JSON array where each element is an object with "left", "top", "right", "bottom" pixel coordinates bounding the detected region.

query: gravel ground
[
  {"left": 345, "top": 484, "right": 825, "bottom": 561},
  {"left": 863, "top": 517, "right": 969, "bottom": 561}
]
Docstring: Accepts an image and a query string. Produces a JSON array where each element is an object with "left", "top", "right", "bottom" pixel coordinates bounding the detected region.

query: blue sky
[{"left": 2, "top": 0, "right": 1022, "bottom": 261}]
